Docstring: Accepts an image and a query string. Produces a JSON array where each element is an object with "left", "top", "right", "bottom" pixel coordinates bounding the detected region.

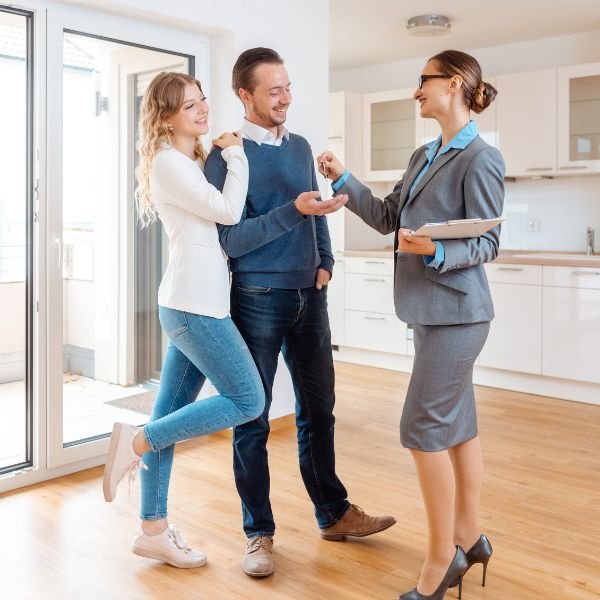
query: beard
[{"left": 252, "top": 102, "right": 287, "bottom": 128}]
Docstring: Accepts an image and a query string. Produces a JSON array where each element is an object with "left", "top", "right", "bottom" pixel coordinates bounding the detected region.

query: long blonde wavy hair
[{"left": 135, "top": 72, "right": 208, "bottom": 227}]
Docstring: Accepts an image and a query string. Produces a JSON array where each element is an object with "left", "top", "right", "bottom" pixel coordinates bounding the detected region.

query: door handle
[{"left": 52, "top": 235, "right": 62, "bottom": 269}]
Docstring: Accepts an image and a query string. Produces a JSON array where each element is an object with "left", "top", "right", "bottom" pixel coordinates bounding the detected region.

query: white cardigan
[{"left": 151, "top": 144, "right": 248, "bottom": 318}]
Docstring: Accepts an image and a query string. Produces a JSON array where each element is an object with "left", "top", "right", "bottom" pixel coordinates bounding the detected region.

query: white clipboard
[{"left": 411, "top": 217, "right": 505, "bottom": 240}]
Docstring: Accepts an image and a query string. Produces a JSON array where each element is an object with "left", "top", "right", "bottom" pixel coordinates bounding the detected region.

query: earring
[{"left": 167, "top": 123, "right": 174, "bottom": 132}]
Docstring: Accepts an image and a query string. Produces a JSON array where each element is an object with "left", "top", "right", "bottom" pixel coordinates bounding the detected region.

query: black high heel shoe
[
  {"left": 397, "top": 546, "right": 468, "bottom": 600},
  {"left": 449, "top": 534, "right": 493, "bottom": 588}
]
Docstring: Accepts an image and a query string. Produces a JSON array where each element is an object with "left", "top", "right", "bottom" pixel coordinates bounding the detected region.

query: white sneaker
[
  {"left": 103, "top": 422, "right": 146, "bottom": 502},
  {"left": 132, "top": 524, "right": 207, "bottom": 568}
]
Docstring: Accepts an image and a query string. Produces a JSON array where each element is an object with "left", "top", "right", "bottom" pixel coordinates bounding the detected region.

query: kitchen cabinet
[
  {"left": 342, "top": 62, "right": 600, "bottom": 181},
  {"left": 416, "top": 77, "right": 497, "bottom": 148},
  {"left": 363, "top": 88, "right": 417, "bottom": 181},
  {"left": 344, "top": 310, "right": 406, "bottom": 355},
  {"left": 496, "top": 70, "right": 557, "bottom": 176},
  {"left": 479, "top": 264, "right": 542, "bottom": 374},
  {"left": 557, "top": 61, "right": 600, "bottom": 174},
  {"left": 494, "top": 64, "right": 600, "bottom": 177},
  {"left": 343, "top": 256, "right": 407, "bottom": 354},
  {"left": 345, "top": 272, "right": 395, "bottom": 315},
  {"left": 328, "top": 251, "right": 345, "bottom": 347},
  {"left": 542, "top": 265, "right": 600, "bottom": 384}
]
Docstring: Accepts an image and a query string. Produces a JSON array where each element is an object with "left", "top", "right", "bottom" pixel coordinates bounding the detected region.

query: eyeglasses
[{"left": 418, "top": 74, "right": 452, "bottom": 89}]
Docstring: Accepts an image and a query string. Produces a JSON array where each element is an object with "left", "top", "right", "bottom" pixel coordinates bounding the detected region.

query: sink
[{"left": 511, "top": 253, "right": 600, "bottom": 261}]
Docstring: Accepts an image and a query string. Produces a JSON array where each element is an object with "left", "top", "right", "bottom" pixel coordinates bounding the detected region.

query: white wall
[
  {"left": 330, "top": 29, "right": 600, "bottom": 253},
  {"left": 503, "top": 176, "right": 600, "bottom": 251},
  {"left": 62, "top": 0, "right": 330, "bottom": 161}
]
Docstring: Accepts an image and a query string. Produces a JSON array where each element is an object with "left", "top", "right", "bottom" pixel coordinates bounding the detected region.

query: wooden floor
[{"left": 2, "top": 362, "right": 600, "bottom": 600}]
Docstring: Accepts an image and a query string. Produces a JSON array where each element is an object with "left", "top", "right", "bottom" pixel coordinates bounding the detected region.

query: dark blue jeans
[{"left": 230, "top": 281, "right": 350, "bottom": 537}]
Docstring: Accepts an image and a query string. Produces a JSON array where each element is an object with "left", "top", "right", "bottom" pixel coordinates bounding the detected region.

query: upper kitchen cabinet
[
  {"left": 363, "top": 88, "right": 416, "bottom": 181},
  {"left": 416, "top": 77, "right": 497, "bottom": 148},
  {"left": 496, "top": 69, "right": 557, "bottom": 177},
  {"left": 557, "top": 62, "right": 600, "bottom": 174}
]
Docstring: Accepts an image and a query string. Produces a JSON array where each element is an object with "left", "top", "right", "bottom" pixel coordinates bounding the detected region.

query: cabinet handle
[
  {"left": 559, "top": 165, "right": 588, "bottom": 170},
  {"left": 364, "top": 278, "right": 387, "bottom": 282},
  {"left": 365, "top": 260, "right": 385, "bottom": 264},
  {"left": 572, "top": 271, "right": 600, "bottom": 275},
  {"left": 525, "top": 167, "right": 553, "bottom": 172},
  {"left": 327, "top": 135, "right": 343, "bottom": 140},
  {"left": 497, "top": 267, "right": 524, "bottom": 271},
  {"left": 363, "top": 316, "right": 386, "bottom": 321}
]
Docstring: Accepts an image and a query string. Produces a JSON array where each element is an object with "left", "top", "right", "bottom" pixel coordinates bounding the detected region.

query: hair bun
[{"left": 471, "top": 80, "right": 497, "bottom": 113}]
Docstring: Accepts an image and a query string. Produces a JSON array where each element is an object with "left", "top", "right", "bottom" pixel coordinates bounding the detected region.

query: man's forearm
[{"left": 218, "top": 201, "right": 305, "bottom": 258}]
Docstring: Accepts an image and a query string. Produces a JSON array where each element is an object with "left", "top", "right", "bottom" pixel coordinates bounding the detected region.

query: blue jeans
[
  {"left": 230, "top": 281, "right": 349, "bottom": 537},
  {"left": 139, "top": 306, "right": 265, "bottom": 520}
]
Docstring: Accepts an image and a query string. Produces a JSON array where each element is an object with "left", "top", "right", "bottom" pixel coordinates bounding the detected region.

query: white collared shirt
[{"left": 241, "top": 118, "right": 289, "bottom": 146}]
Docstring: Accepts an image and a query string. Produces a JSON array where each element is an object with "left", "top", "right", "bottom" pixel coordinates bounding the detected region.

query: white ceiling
[{"left": 329, "top": 0, "right": 600, "bottom": 70}]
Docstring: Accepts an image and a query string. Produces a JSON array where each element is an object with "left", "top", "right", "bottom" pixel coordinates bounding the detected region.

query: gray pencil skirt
[{"left": 400, "top": 321, "right": 491, "bottom": 451}]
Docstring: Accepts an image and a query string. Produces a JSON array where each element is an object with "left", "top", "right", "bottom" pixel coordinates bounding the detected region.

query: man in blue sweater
[{"left": 204, "top": 48, "right": 396, "bottom": 578}]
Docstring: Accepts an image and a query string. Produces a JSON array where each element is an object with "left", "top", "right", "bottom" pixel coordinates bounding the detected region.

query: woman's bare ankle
[
  {"left": 454, "top": 529, "right": 481, "bottom": 552},
  {"left": 132, "top": 430, "right": 150, "bottom": 456},
  {"left": 141, "top": 518, "right": 168, "bottom": 536}
]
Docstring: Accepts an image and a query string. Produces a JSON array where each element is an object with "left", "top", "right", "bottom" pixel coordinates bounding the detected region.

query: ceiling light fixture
[{"left": 406, "top": 14, "right": 452, "bottom": 37}]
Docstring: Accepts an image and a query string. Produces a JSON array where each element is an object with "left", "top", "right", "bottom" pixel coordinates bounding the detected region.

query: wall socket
[{"left": 527, "top": 219, "right": 541, "bottom": 232}]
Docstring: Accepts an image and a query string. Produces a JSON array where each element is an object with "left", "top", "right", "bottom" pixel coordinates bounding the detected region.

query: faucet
[{"left": 587, "top": 226, "right": 595, "bottom": 256}]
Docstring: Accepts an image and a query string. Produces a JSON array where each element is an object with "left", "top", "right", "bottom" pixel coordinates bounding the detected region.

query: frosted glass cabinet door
[
  {"left": 363, "top": 88, "right": 416, "bottom": 181},
  {"left": 557, "top": 62, "right": 600, "bottom": 173}
]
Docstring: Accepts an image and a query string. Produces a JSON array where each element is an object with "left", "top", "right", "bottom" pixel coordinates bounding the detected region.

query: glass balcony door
[{"left": 45, "top": 8, "right": 207, "bottom": 468}]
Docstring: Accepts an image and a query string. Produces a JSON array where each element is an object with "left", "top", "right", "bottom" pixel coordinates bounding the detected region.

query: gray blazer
[{"left": 339, "top": 136, "right": 505, "bottom": 326}]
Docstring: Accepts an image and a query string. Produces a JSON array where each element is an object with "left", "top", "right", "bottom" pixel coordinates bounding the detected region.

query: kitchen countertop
[
  {"left": 344, "top": 248, "right": 395, "bottom": 259},
  {"left": 492, "top": 250, "right": 600, "bottom": 268},
  {"left": 343, "top": 248, "right": 600, "bottom": 267}
]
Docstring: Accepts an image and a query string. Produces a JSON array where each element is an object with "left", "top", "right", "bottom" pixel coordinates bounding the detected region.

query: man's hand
[
  {"left": 294, "top": 191, "right": 348, "bottom": 216},
  {"left": 315, "top": 268, "right": 331, "bottom": 290},
  {"left": 397, "top": 228, "right": 436, "bottom": 256}
]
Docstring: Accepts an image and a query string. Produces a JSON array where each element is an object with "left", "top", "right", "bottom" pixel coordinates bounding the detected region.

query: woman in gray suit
[{"left": 318, "top": 50, "right": 504, "bottom": 600}]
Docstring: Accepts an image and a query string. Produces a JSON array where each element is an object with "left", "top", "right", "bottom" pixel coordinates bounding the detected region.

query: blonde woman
[{"left": 102, "top": 72, "right": 264, "bottom": 569}]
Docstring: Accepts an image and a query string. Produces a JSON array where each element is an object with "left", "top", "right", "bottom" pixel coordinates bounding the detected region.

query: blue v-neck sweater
[{"left": 204, "top": 134, "right": 334, "bottom": 289}]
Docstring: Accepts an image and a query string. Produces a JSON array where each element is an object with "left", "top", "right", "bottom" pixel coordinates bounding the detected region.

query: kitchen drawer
[
  {"left": 484, "top": 263, "right": 542, "bottom": 285},
  {"left": 543, "top": 265, "right": 600, "bottom": 289},
  {"left": 344, "top": 256, "right": 394, "bottom": 275},
  {"left": 345, "top": 273, "right": 395, "bottom": 314},
  {"left": 344, "top": 309, "right": 407, "bottom": 354}
]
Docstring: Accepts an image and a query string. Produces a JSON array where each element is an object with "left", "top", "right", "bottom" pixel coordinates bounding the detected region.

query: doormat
[{"left": 105, "top": 391, "right": 156, "bottom": 416}]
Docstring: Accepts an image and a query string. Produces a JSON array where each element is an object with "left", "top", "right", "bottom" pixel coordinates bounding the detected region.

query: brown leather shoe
[
  {"left": 241, "top": 536, "right": 274, "bottom": 577},
  {"left": 319, "top": 504, "right": 396, "bottom": 541}
]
